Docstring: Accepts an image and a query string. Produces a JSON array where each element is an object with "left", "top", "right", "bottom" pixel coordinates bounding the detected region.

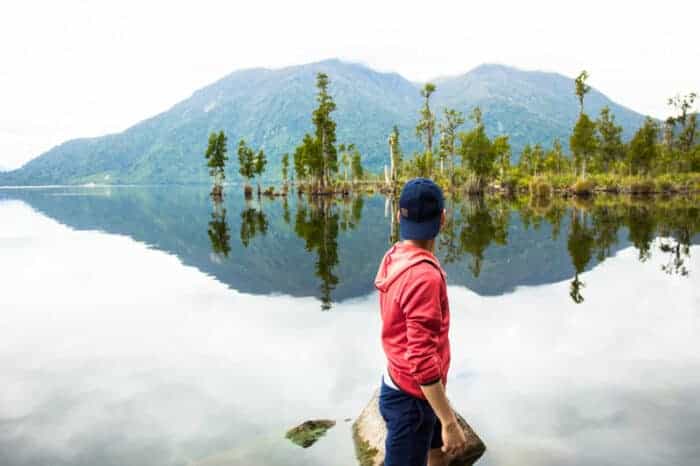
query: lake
[{"left": 1, "top": 186, "right": 699, "bottom": 466}]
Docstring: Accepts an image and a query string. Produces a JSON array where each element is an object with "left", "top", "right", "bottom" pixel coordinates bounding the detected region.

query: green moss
[
  {"left": 285, "top": 419, "right": 335, "bottom": 448},
  {"left": 352, "top": 422, "right": 380, "bottom": 466}
]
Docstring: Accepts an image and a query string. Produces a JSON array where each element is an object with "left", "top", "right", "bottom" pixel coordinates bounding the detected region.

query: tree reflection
[
  {"left": 240, "top": 203, "right": 268, "bottom": 247},
  {"left": 294, "top": 196, "right": 364, "bottom": 310},
  {"left": 437, "top": 196, "right": 509, "bottom": 278},
  {"left": 567, "top": 207, "right": 595, "bottom": 304},
  {"left": 207, "top": 200, "right": 231, "bottom": 259}
]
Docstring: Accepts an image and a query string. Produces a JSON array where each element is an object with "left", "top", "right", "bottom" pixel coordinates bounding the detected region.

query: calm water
[{"left": 1, "top": 186, "right": 699, "bottom": 466}]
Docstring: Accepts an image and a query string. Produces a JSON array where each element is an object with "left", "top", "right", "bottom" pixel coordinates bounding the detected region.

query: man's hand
[
  {"left": 419, "top": 381, "right": 467, "bottom": 457},
  {"left": 441, "top": 419, "right": 467, "bottom": 457}
]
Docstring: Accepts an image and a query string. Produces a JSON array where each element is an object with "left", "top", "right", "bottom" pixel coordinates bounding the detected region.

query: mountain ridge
[{"left": 0, "top": 59, "right": 649, "bottom": 185}]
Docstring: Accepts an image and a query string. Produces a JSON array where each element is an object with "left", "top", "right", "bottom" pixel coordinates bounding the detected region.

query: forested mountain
[{"left": 0, "top": 59, "right": 648, "bottom": 185}]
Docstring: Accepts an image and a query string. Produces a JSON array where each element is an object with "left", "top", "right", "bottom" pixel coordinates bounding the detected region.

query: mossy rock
[
  {"left": 352, "top": 390, "right": 486, "bottom": 466},
  {"left": 285, "top": 419, "right": 336, "bottom": 448}
]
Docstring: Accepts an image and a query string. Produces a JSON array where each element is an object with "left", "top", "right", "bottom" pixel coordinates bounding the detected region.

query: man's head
[{"left": 398, "top": 178, "right": 445, "bottom": 241}]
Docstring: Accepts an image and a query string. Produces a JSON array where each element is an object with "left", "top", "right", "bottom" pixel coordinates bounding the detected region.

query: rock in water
[
  {"left": 285, "top": 419, "right": 336, "bottom": 448},
  {"left": 352, "top": 390, "right": 486, "bottom": 466}
]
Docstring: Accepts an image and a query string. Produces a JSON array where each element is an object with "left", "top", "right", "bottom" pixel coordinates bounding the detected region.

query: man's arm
[
  {"left": 401, "top": 268, "right": 467, "bottom": 456},
  {"left": 420, "top": 381, "right": 466, "bottom": 456}
]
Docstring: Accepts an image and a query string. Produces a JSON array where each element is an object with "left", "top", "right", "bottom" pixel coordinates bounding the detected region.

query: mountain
[{"left": 0, "top": 60, "right": 648, "bottom": 185}]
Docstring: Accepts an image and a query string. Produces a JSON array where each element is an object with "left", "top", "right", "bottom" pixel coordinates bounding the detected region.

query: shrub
[
  {"left": 529, "top": 177, "right": 553, "bottom": 198},
  {"left": 570, "top": 178, "right": 595, "bottom": 196},
  {"left": 656, "top": 180, "right": 675, "bottom": 193},
  {"left": 591, "top": 173, "right": 620, "bottom": 192},
  {"left": 629, "top": 179, "right": 655, "bottom": 194}
]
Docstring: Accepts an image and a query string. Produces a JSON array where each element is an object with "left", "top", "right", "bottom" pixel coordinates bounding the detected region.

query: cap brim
[{"left": 400, "top": 216, "right": 441, "bottom": 240}]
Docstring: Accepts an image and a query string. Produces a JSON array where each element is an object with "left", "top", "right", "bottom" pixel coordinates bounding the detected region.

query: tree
[
  {"left": 338, "top": 143, "right": 354, "bottom": 182},
  {"left": 595, "top": 106, "right": 624, "bottom": 172},
  {"left": 544, "top": 139, "right": 567, "bottom": 174},
  {"left": 281, "top": 153, "right": 290, "bottom": 185},
  {"left": 254, "top": 149, "right": 267, "bottom": 193},
  {"left": 574, "top": 70, "right": 591, "bottom": 115},
  {"left": 438, "top": 108, "right": 465, "bottom": 179},
  {"left": 388, "top": 126, "right": 402, "bottom": 184},
  {"left": 293, "top": 143, "right": 307, "bottom": 183},
  {"left": 518, "top": 144, "right": 533, "bottom": 174},
  {"left": 237, "top": 139, "right": 256, "bottom": 188},
  {"left": 458, "top": 107, "right": 495, "bottom": 188},
  {"left": 532, "top": 144, "right": 545, "bottom": 177},
  {"left": 492, "top": 135, "right": 511, "bottom": 182},
  {"left": 204, "top": 131, "right": 228, "bottom": 197},
  {"left": 627, "top": 117, "right": 659, "bottom": 175},
  {"left": 351, "top": 149, "right": 363, "bottom": 182},
  {"left": 311, "top": 73, "right": 338, "bottom": 188},
  {"left": 416, "top": 83, "right": 437, "bottom": 154},
  {"left": 666, "top": 92, "right": 698, "bottom": 171},
  {"left": 570, "top": 113, "right": 598, "bottom": 179}
]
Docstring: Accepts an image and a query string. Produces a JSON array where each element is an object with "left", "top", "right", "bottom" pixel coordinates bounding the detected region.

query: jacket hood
[{"left": 374, "top": 242, "right": 446, "bottom": 292}]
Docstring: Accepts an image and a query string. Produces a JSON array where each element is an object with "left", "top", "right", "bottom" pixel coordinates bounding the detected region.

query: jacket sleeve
[{"left": 400, "top": 266, "right": 443, "bottom": 386}]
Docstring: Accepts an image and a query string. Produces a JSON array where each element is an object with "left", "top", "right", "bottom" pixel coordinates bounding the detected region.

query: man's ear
[
  {"left": 396, "top": 208, "right": 401, "bottom": 224},
  {"left": 440, "top": 208, "right": 446, "bottom": 227}
]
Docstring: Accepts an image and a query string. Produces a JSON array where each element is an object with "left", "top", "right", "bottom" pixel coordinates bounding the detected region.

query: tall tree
[
  {"left": 416, "top": 83, "right": 437, "bottom": 154},
  {"left": 311, "top": 73, "right": 338, "bottom": 188},
  {"left": 544, "top": 138, "right": 567, "bottom": 174},
  {"left": 254, "top": 149, "right": 267, "bottom": 193},
  {"left": 458, "top": 107, "right": 495, "bottom": 188},
  {"left": 281, "top": 153, "right": 290, "bottom": 185},
  {"left": 351, "top": 149, "right": 364, "bottom": 182},
  {"left": 237, "top": 139, "right": 256, "bottom": 189},
  {"left": 338, "top": 143, "right": 354, "bottom": 182},
  {"left": 574, "top": 70, "right": 591, "bottom": 115},
  {"left": 596, "top": 106, "right": 624, "bottom": 172},
  {"left": 570, "top": 113, "right": 598, "bottom": 179},
  {"left": 438, "top": 108, "right": 465, "bottom": 179},
  {"left": 518, "top": 144, "right": 533, "bottom": 175},
  {"left": 388, "top": 126, "right": 402, "bottom": 185},
  {"left": 627, "top": 117, "right": 659, "bottom": 175},
  {"left": 205, "top": 131, "right": 228, "bottom": 197},
  {"left": 492, "top": 135, "right": 511, "bottom": 182},
  {"left": 293, "top": 143, "right": 307, "bottom": 184},
  {"left": 532, "top": 144, "right": 545, "bottom": 177},
  {"left": 666, "top": 92, "right": 698, "bottom": 171}
]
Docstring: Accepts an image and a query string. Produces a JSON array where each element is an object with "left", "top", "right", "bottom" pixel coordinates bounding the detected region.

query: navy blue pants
[{"left": 378, "top": 378, "right": 443, "bottom": 466}]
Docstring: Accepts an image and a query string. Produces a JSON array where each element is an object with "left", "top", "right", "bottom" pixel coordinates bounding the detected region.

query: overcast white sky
[{"left": 1, "top": 0, "right": 698, "bottom": 170}]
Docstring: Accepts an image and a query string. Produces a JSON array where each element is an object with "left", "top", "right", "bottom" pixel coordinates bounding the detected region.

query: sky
[{"left": 1, "top": 0, "right": 698, "bottom": 170}]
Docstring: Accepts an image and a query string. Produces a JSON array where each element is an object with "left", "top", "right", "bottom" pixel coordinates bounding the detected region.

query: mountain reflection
[{"left": 2, "top": 187, "right": 698, "bottom": 309}]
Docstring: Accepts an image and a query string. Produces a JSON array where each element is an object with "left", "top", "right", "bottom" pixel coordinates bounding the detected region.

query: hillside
[{"left": 0, "top": 60, "right": 648, "bottom": 185}]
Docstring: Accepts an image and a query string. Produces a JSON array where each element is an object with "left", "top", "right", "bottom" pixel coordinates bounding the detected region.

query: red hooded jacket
[{"left": 375, "top": 242, "right": 450, "bottom": 400}]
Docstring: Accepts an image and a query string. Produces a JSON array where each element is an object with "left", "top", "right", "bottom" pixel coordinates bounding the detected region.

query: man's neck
[{"left": 403, "top": 239, "right": 435, "bottom": 253}]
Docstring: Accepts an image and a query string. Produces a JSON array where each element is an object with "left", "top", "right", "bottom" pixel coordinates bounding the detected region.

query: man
[{"left": 374, "top": 178, "right": 466, "bottom": 466}]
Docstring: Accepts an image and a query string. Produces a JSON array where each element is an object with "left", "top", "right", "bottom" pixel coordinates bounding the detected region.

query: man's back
[{"left": 375, "top": 242, "right": 451, "bottom": 400}]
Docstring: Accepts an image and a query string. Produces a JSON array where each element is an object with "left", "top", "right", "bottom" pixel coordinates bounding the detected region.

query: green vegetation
[
  {"left": 204, "top": 130, "right": 228, "bottom": 198},
  {"left": 285, "top": 419, "right": 336, "bottom": 448},
  {"left": 237, "top": 139, "right": 267, "bottom": 197}
]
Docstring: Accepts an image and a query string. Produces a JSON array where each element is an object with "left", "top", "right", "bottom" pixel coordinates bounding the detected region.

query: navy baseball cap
[{"left": 399, "top": 178, "right": 445, "bottom": 240}]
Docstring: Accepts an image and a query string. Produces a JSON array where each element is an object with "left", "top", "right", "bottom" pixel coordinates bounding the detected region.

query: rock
[
  {"left": 352, "top": 390, "right": 486, "bottom": 466},
  {"left": 285, "top": 419, "right": 336, "bottom": 448}
]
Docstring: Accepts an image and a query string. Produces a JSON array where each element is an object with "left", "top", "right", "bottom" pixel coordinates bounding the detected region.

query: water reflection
[
  {"left": 207, "top": 200, "right": 231, "bottom": 259},
  {"left": 240, "top": 203, "right": 269, "bottom": 248},
  {"left": 1, "top": 187, "right": 698, "bottom": 310}
]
